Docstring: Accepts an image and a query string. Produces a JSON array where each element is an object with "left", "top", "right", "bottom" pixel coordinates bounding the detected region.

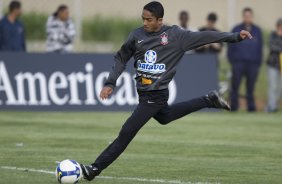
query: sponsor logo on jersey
[
  {"left": 141, "top": 77, "right": 152, "bottom": 85},
  {"left": 160, "top": 32, "right": 168, "bottom": 45},
  {"left": 137, "top": 50, "right": 166, "bottom": 74}
]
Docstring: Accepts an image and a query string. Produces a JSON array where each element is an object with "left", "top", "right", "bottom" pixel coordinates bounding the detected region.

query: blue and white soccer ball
[{"left": 56, "top": 160, "right": 83, "bottom": 184}]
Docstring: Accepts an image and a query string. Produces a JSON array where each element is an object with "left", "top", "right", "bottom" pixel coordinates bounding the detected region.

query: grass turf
[{"left": 0, "top": 111, "right": 281, "bottom": 184}]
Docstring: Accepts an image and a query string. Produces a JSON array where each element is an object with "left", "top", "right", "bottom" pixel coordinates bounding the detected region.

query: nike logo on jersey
[
  {"left": 137, "top": 40, "right": 144, "bottom": 43},
  {"left": 147, "top": 100, "right": 155, "bottom": 104}
]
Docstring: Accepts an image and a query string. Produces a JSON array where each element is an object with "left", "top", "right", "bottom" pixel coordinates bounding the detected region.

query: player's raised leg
[{"left": 154, "top": 91, "right": 230, "bottom": 125}]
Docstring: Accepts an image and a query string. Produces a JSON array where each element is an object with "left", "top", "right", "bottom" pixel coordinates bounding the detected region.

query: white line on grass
[{"left": 1, "top": 166, "right": 220, "bottom": 184}]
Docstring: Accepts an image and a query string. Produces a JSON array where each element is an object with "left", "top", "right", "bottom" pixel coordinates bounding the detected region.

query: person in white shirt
[{"left": 46, "top": 5, "right": 76, "bottom": 53}]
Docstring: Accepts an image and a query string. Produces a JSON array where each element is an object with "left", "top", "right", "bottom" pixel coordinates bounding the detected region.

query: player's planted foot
[
  {"left": 80, "top": 164, "right": 99, "bottom": 181},
  {"left": 206, "top": 91, "right": 231, "bottom": 111}
]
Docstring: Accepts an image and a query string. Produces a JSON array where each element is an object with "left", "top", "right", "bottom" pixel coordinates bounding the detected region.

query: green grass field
[{"left": 0, "top": 111, "right": 281, "bottom": 184}]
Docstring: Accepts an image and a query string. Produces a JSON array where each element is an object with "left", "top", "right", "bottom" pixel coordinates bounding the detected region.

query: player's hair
[
  {"left": 9, "top": 1, "right": 21, "bottom": 13},
  {"left": 53, "top": 5, "right": 68, "bottom": 17},
  {"left": 207, "top": 12, "right": 217, "bottom": 22},
  {"left": 143, "top": 1, "right": 164, "bottom": 19},
  {"left": 242, "top": 7, "right": 253, "bottom": 14}
]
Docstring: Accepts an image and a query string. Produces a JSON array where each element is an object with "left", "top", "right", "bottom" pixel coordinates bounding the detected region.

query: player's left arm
[{"left": 179, "top": 30, "right": 252, "bottom": 51}]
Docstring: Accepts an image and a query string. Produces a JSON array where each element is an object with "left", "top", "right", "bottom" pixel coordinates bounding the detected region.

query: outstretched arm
[
  {"left": 100, "top": 32, "right": 136, "bottom": 100},
  {"left": 179, "top": 29, "right": 252, "bottom": 51}
]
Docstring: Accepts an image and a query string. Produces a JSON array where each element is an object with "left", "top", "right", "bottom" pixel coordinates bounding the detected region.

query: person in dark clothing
[
  {"left": 79, "top": 2, "right": 252, "bottom": 181},
  {"left": 266, "top": 18, "right": 282, "bottom": 112},
  {"left": 196, "top": 13, "right": 223, "bottom": 54},
  {"left": 0, "top": 1, "right": 26, "bottom": 52},
  {"left": 178, "top": 10, "right": 197, "bottom": 32},
  {"left": 228, "top": 7, "right": 263, "bottom": 112}
]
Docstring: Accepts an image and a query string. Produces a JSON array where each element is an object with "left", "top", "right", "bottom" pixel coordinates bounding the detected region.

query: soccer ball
[{"left": 56, "top": 159, "right": 83, "bottom": 184}]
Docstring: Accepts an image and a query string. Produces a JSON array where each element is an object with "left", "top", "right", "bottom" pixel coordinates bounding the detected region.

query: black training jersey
[{"left": 105, "top": 25, "right": 242, "bottom": 91}]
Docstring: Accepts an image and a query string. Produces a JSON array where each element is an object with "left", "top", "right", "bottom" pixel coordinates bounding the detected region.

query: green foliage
[
  {"left": 82, "top": 15, "right": 141, "bottom": 43},
  {"left": 262, "top": 29, "right": 271, "bottom": 45},
  {"left": 20, "top": 12, "right": 47, "bottom": 40},
  {"left": 17, "top": 13, "right": 140, "bottom": 42}
]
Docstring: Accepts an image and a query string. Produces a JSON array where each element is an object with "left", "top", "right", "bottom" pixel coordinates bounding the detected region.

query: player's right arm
[{"left": 100, "top": 32, "right": 136, "bottom": 100}]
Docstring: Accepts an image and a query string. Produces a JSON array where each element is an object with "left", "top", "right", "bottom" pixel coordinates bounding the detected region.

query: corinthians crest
[{"left": 160, "top": 32, "right": 168, "bottom": 45}]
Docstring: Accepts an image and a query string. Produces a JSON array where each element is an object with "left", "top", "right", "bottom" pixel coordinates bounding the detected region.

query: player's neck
[{"left": 153, "top": 24, "right": 163, "bottom": 33}]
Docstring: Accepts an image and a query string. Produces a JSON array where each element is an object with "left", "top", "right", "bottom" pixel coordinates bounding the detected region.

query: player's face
[
  {"left": 142, "top": 9, "right": 163, "bottom": 33},
  {"left": 243, "top": 11, "right": 253, "bottom": 25}
]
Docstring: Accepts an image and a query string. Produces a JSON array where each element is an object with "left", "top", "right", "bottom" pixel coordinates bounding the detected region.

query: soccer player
[{"left": 80, "top": 1, "right": 253, "bottom": 180}]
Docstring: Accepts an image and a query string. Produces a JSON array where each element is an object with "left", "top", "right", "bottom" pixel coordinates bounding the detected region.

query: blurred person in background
[
  {"left": 266, "top": 18, "right": 282, "bottom": 112},
  {"left": 228, "top": 7, "right": 263, "bottom": 112},
  {"left": 196, "top": 13, "right": 223, "bottom": 54},
  {"left": 178, "top": 10, "right": 198, "bottom": 32},
  {"left": 179, "top": 10, "right": 197, "bottom": 54},
  {"left": 46, "top": 5, "right": 76, "bottom": 53},
  {"left": 196, "top": 13, "right": 227, "bottom": 94},
  {"left": 0, "top": 1, "right": 26, "bottom": 52}
]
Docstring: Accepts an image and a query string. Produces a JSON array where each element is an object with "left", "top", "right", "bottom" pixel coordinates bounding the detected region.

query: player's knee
[{"left": 156, "top": 118, "right": 170, "bottom": 125}]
